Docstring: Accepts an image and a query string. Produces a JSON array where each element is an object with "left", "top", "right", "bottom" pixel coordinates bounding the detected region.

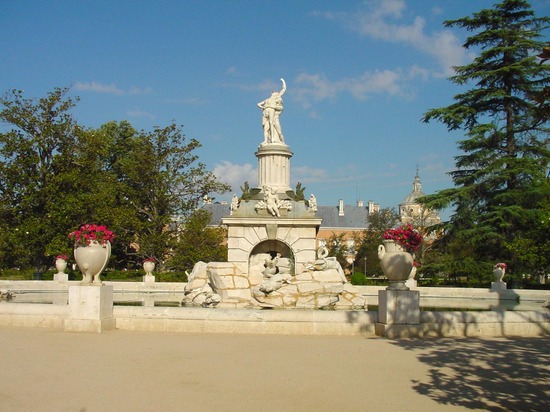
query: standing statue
[
  {"left": 257, "top": 78, "right": 286, "bottom": 144},
  {"left": 308, "top": 194, "right": 318, "bottom": 212},
  {"left": 230, "top": 194, "right": 239, "bottom": 215}
]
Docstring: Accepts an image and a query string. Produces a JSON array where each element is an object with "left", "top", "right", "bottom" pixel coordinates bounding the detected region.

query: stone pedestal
[
  {"left": 491, "top": 281, "right": 507, "bottom": 292},
  {"left": 53, "top": 273, "right": 69, "bottom": 282},
  {"left": 64, "top": 285, "right": 115, "bottom": 333},
  {"left": 143, "top": 274, "right": 156, "bottom": 283},
  {"left": 376, "top": 289, "right": 421, "bottom": 338},
  {"left": 255, "top": 143, "right": 293, "bottom": 194}
]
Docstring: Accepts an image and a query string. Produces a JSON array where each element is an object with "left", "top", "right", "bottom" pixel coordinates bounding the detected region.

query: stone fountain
[{"left": 183, "top": 79, "right": 366, "bottom": 310}]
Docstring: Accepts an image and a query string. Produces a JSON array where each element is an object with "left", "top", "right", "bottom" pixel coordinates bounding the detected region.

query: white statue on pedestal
[
  {"left": 257, "top": 78, "right": 286, "bottom": 144},
  {"left": 309, "top": 194, "right": 318, "bottom": 212},
  {"left": 230, "top": 194, "right": 239, "bottom": 215}
]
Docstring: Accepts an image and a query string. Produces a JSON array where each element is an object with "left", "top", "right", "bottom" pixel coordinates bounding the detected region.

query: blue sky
[{"left": 2, "top": 0, "right": 549, "bottom": 218}]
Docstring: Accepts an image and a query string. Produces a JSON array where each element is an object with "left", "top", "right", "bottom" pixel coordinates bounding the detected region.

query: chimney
[
  {"left": 357, "top": 200, "right": 364, "bottom": 207},
  {"left": 368, "top": 201, "right": 380, "bottom": 215},
  {"left": 338, "top": 199, "right": 344, "bottom": 216}
]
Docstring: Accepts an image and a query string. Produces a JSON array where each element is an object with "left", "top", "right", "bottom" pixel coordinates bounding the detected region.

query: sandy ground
[{"left": 0, "top": 327, "right": 548, "bottom": 412}]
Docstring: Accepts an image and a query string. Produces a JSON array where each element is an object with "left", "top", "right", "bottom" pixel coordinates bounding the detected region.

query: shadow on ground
[{"left": 392, "top": 337, "right": 550, "bottom": 411}]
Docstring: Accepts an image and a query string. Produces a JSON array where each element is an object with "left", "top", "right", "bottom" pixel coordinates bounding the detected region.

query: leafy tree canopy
[
  {"left": 167, "top": 209, "right": 227, "bottom": 273},
  {"left": 0, "top": 88, "right": 230, "bottom": 272}
]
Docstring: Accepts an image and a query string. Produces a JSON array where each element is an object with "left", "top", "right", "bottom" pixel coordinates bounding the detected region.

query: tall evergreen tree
[{"left": 421, "top": 0, "right": 549, "bottom": 274}]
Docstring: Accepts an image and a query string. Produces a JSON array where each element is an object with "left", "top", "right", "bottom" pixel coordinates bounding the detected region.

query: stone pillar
[
  {"left": 255, "top": 143, "right": 293, "bottom": 194},
  {"left": 64, "top": 285, "right": 115, "bottom": 333},
  {"left": 375, "top": 289, "right": 421, "bottom": 338},
  {"left": 491, "top": 281, "right": 507, "bottom": 292},
  {"left": 143, "top": 274, "right": 156, "bottom": 283},
  {"left": 53, "top": 273, "right": 69, "bottom": 282}
]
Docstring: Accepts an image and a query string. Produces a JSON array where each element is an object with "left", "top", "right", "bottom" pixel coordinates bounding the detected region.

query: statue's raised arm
[{"left": 279, "top": 78, "right": 286, "bottom": 96}]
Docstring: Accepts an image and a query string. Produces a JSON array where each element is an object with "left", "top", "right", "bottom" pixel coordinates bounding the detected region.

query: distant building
[
  {"left": 315, "top": 199, "right": 379, "bottom": 247},
  {"left": 398, "top": 170, "right": 441, "bottom": 227}
]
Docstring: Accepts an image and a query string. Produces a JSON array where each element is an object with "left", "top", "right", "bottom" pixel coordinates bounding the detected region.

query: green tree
[
  {"left": 168, "top": 209, "right": 227, "bottom": 273},
  {"left": 421, "top": 0, "right": 550, "bottom": 276},
  {"left": 324, "top": 232, "right": 350, "bottom": 276},
  {"left": 111, "top": 122, "right": 231, "bottom": 266},
  {"left": 354, "top": 208, "right": 401, "bottom": 277},
  {"left": 0, "top": 87, "right": 82, "bottom": 270},
  {"left": 1, "top": 88, "right": 231, "bottom": 272}
]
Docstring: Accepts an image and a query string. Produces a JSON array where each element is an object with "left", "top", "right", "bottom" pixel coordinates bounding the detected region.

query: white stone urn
[
  {"left": 143, "top": 260, "right": 156, "bottom": 276},
  {"left": 74, "top": 241, "right": 111, "bottom": 285},
  {"left": 493, "top": 267, "right": 506, "bottom": 283},
  {"left": 378, "top": 240, "right": 414, "bottom": 290},
  {"left": 55, "top": 258, "right": 68, "bottom": 275}
]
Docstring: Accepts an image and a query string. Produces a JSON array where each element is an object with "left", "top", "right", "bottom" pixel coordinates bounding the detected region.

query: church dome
[{"left": 400, "top": 172, "right": 424, "bottom": 205}]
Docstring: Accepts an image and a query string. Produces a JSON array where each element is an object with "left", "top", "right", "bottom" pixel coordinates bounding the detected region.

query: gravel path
[{"left": 1, "top": 327, "right": 548, "bottom": 411}]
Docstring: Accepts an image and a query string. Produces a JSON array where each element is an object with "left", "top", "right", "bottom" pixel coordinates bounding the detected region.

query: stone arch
[{"left": 248, "top": 239, "right": 295, "bottom": 276}]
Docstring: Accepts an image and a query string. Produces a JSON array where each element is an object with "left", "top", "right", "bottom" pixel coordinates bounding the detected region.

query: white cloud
[
  {"left": 292, "top": 69, "right": 404, "bottom": 106},
  {"left": 74, "top": 81, "right": 152, "bottom": 95},
  {"left": 318, "top": 0, "right": 467, "bottom": 76},
  {"left": 407, "top": 64, "right": 430, "bottom": 81},
  {"left": 213, "top": 161, "right": 257, "bottom": 193},
  {"left": 292, "top": 165, "right": 330, "bottom": 183}
]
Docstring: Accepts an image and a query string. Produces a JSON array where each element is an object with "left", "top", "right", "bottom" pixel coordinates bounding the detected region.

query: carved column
[{"left": 255, "top": 143, "right": 293, "bottom": 194}]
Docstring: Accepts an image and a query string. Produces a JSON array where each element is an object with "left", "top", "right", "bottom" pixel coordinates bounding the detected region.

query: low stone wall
[
  {"left": 113, "top": 306, "right": 377, "bottom": 336},
  {"left": 1, "top": 302, "right": 549, "bottom": 337},
  {"left": 1, "top": 280, "right": 549, "bottom": 337},
  {"left": 378, "top": 310, "right": 550, "bottom": 338},
  {"left": 0, "top": 303, "right": 67, "bottom": 329},
  {"left": 356, "top": 285, "right": 549, "bottom": 301},
  {"left": 2, "top": 280, "right": 547, "bottom": 301}
]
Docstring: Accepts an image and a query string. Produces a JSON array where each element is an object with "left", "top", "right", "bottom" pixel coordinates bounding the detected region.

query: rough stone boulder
[
  {"left": 252, "top": 268, "right": 366, "bottom": 310},
  {"left": 183, "top": 259, "right": 367, "bottom": 310}
]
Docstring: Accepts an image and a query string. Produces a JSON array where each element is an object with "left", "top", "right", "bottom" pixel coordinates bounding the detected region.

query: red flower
[
  {"left": 383, "top": 224, "right": 422, "bottom": 253},
  {"left": 68, "top": 224, "right": 116, "bottom": 246}
]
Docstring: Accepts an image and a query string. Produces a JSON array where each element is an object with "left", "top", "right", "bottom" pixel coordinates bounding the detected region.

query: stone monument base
[
  {"left": 64, "top": 285, "right": 115, "bottom": 333},
  {"left": 143, "top": 274, "right": 156, "bottom": 283},
  {"left": 491, "top": 281, "right": 507, "bottom": 292},
  {"left": 376, "top": 289, "right": 420, "bottom": 337},
  {"left": 53, "top": 273, "right": 69, "bottom": 282}
]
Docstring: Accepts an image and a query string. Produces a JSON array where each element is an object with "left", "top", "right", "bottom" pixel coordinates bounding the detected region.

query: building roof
[
  {"left": 315, "top": 205, "right": 368, "bottom": 229},
  {"left": 202, "top": 203, "right": 231, "bottom": 225},
  {"left": 201, "top": 202, "right": 369, "bottom": 230}
]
